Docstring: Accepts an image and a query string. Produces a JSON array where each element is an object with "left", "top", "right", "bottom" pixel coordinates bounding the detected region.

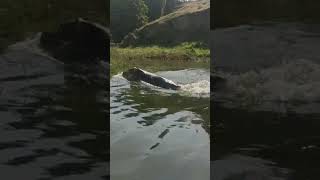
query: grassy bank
[{"left": 110, "top": 43, "right": 210, "bottom": 76}]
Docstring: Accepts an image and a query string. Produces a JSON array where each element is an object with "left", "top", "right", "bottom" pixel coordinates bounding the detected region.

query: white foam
[{"left": 180, "top": 80, "right": 210, "bottom": 98}]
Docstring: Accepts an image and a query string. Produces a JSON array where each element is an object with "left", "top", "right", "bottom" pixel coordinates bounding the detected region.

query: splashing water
[
  {"left": 215, "top": 59, "right": 320, "bottom": 113},
  {"left": 180, "top": 80, "right": 210, "bottom": 98}
]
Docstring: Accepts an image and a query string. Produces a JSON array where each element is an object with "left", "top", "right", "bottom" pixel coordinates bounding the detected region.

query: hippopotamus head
[
  {"left": 40, "top": 18, "right": 109, "bottom": 62},
  {"left": 122, "top": 67, "right": 144, "bottom": 81}
]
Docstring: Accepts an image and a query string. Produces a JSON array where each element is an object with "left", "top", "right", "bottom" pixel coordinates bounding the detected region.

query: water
[
  {"left": 212, "top": 22, "right": 320, "bottom": 179},
  {"left": 0, "top": 34, "right": 108, "bottom": 179},
  {"left": 110, "top": 69, "right": 210, "bottom": 180}
]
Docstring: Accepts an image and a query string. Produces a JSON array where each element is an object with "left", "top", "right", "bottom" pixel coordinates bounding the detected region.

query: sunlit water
[
  {"left": 212, "top": 22, "right": 320, "bottom": 180},
  {"left": 110, "top": 69, "right": 210, "bottom": 180},
  {"left": 0, "top": 35, "right": 108, "bottom": 179}
]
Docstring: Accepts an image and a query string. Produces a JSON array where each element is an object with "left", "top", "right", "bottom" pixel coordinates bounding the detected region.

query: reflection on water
[
  {"left": 0, "top": 35, "right": 108, "bottom": 178},
  {"left": 110, "top": 69, "right": 210, "bottom": 180},
  {"left": 212, "top": 22, "right": 320, "bottom": 180}
]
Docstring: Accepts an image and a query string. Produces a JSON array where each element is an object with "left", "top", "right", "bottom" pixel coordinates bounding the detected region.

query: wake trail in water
[{"left": 115, "top": 71, "right": 210, "bottom": 98}]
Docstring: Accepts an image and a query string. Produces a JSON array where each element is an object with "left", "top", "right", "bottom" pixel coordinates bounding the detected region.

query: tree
[
  {"left": 144, "top": 0, "right": 181, "bottom": 21},
  {"left": 144, "top": 0, "right": 163, "bottom": 20},
  {"left": 163, "top": 0, "right": 179, "bottom": 15},
  {"left": 110, "top": 0, "right": 148, "bottom": 42}
]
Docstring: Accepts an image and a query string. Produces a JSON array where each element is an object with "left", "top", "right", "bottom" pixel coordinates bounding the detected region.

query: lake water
[
  {"left": 110, "top": 69, "right": 210, "bottom": 180},
  {"left": 212, "top": 22, "right": 320, "bottom": 180},
  {"left": 0, "top": 34, "right": 108, "bottom": 179},
  {"left": 0, "top": 1, "right": 109, "bottom": 178}
]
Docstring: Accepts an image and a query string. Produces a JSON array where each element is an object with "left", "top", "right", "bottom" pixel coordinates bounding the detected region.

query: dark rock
[{"left": 40, "top": 18, "right": 110, "bottom": 63}]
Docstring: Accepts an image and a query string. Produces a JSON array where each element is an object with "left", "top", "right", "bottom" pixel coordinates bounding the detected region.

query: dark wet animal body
[
  {"left": 40, "top": 18, "right": 109, "bottom": 63},
  {"left": 122, "top": 68, "right": 181, "bottom": 90}
]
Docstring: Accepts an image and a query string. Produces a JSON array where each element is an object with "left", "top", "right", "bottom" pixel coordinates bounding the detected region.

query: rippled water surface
[
  {"left": 110, "top": 69, "right": 210, "bottom": 180},
  {"left": 0, "top": 37, "right": 108, "bottom": 179},
  {"left": 212, "top": 22, "right": 320, "bottom": 180}
]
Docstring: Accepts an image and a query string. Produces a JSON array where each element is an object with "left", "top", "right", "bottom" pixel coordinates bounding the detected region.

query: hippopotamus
[
  {"left": 122, "top": 67, "right": 181, "bottom": 90},
  {"left": 40, "top": 18, "right": 109, "bottom": 63}
]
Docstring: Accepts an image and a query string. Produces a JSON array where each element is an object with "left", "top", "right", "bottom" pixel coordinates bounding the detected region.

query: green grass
[{"left": 110, "top": 42, "right": 210, "bottom": 76}]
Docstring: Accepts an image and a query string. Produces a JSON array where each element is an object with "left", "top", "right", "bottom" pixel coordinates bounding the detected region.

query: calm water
[
  {"left": 110, "top": 69, "right": 210, "bottom": 180},
  {"left": 212, "top": 22, "right": 320, "bottom": 179},
  {"left": 0, "top": 34, "right": 108, "bottom": 179}
]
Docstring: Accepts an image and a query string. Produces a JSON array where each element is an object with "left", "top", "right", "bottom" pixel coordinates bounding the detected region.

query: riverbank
[{"left": 110, "top": 42, "right": 210, "bottom": 76}]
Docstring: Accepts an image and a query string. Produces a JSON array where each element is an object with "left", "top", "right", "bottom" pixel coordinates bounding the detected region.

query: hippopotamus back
[{"left": 122, "top": 68, "right": 181, "bottom": 90}]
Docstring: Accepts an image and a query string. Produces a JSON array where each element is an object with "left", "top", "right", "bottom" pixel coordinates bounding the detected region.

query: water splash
[
  {"left": 215, "top": 59, "right": 320, "bottom": 113},
  {"left": 180, "top": 80, "right": 210, "bottom": 98}
]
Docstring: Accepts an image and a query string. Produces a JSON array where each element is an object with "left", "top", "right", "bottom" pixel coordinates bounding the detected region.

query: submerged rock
[{"left": 40, "top": 18, "right": 110, "bottom": 63}]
